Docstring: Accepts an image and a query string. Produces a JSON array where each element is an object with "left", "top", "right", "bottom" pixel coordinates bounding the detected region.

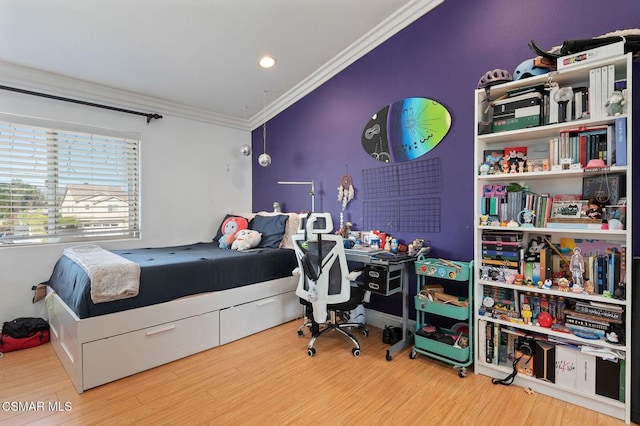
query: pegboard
[{"left": 362, "top": 158, "right": 442, "bottom": 233}]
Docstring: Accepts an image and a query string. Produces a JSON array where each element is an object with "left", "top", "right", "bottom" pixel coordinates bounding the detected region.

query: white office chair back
[{"left": 292, "top": 232, "right": 351, "bottom": 323}]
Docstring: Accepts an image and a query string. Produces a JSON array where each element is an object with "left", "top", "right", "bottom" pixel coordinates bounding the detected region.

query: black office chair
[{"left": 292, "top": 213, "right": 369, "bottom": 357}]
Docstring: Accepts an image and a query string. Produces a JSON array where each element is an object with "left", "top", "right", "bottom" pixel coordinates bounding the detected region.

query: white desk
[{"left": 344, "top": 249, "right": 414, "bottom": 361}]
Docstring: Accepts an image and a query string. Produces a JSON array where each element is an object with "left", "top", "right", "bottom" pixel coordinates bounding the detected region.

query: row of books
[
  {"left": 479, "top": 324, "right": 625, "bottom": 401},
  {"left": 481, "top": 231, "right": 626, "bottom": 297},
  {"left": 549, "top": 118, "right": 627, "bottom": 168}
]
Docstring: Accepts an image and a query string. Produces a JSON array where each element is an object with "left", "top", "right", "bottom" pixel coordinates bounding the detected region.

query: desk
[{"left": 344, "top": 249, "right": 414, "bottom": 361}]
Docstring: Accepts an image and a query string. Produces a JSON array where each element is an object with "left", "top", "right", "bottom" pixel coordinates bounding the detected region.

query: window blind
[{"left": 0, "top": 114, "right": 140, "bottom": 245}]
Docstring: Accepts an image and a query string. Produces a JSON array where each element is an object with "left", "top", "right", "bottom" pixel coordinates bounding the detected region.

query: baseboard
[{"left": 364, "top": 308, "right": 415, "bottom": 331}]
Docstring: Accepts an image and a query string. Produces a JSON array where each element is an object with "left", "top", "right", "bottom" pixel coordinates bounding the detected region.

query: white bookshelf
[{"left": 473, "top": 54, "right": 633, "bottom": 423}]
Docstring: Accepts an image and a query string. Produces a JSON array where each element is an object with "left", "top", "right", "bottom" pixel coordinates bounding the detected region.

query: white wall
[{"left": 0, "top": 87, "right": 252, "bottom": 322}]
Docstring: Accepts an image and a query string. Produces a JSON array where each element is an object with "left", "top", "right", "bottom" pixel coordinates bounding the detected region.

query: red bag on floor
[{"left": 0, "top": 330, "right": 50, "bottom": 353}]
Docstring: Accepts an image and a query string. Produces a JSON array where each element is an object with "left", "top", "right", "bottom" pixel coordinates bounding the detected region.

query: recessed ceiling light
[{"left": 259, "top": 56, "right": 276, "bottom": 68}]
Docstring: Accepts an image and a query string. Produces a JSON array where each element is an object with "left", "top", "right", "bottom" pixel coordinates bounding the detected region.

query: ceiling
[{"left": 0, "top": 0, "right": 442, "bottom": 130}]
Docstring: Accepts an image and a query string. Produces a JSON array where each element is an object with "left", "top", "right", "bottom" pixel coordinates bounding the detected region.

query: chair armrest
[
  {"left": 346, "top": 269, "right": 363, "bottom": 281},
  {"left": 292, "top": 267, "right": 301, "bottom": 276}
]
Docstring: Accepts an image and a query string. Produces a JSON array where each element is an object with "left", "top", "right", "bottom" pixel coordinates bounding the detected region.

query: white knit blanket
[{"left": 63, "top": 244, "right": 141, "bottom": 304}]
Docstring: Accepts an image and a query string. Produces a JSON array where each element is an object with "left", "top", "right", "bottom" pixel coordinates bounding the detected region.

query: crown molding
[
  {"left": 248, "top": 0, "right": 444, "bottom": 129},
  {"left": 0, "top": 60, "right": 249, "bottom": 131},
  {"left": 0, "top": 0, "right": 442, "bottom": 133}
]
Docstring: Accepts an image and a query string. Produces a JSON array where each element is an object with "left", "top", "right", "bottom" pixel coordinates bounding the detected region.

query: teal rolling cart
[{"left": 411, "top": 257, "right": 474, "bottom": 377}]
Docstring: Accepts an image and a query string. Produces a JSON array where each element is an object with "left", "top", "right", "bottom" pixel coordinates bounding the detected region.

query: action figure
[{"left": 570, "top": 247, "right": 585, "bottom": 287}]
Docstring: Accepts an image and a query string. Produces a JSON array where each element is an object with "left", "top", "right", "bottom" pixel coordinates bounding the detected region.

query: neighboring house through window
[{"left": 0, "top": 113, "right": 140, "bottom": 245}]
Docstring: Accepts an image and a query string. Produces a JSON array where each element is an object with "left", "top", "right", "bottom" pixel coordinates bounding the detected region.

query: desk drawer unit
[{"left": 363, "top": 264, "right": 403, "bottom": 295}]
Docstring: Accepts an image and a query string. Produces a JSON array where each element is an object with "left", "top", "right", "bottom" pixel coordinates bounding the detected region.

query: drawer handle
[
  {"left": 256, "top": 298, "right": 275, "bottom": 307},
  {"left": 146, "top": 324, "right": 176, "bottom": 336}
]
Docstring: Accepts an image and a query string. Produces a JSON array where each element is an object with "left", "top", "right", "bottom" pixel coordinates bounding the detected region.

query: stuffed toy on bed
[
  {"left": 219, "top": 216, "right": 249, "bottom": 249},
  {"left": 231, "top": 229, "right": 262, "bottom": 251}
]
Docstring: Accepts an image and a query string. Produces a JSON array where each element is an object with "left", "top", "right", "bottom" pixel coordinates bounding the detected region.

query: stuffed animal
[
  {"left": 231, "top": 229, "right": 262, "bottom": 251},
  {"left": 219, "top": 216, "right": 249, "bottom": 249},
  {"left": 604, "top": 90, "right": 625, "bottom": 116}
]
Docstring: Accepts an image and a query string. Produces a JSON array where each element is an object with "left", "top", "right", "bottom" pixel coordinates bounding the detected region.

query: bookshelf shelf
[{"left": 473, "top": 53, "right": 633, "bottom": 422}]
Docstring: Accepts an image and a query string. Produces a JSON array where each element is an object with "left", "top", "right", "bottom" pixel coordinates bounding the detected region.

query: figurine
[
  {"left": 584, "top": 280, "right": 594, "bottom": 295},
  {"left": 518, "top": 161, "right": 525, "bottom": 173},
  {"left": 570, "top": 247, "right": 585, "bottom": 287},
  {"left": 514, "top": 274, "right": 524, "bottom": 286},
  {"left": 521, "top": 303, "right": 532, "bottom": 324},
  {"left": 585, "top": 198, "right": 604, "bottom": 220},
  {"left": 542, "top": 159, "right": 549, "bottom": 171},
  {"left": 604, "top": 90, "right": 625, "bottom": 116},
  {"left": 542, "top": 279, "right": 552, "bottom": 290},
  {"left": 557, "top": 277, "right": 570, "bottom": 292}
]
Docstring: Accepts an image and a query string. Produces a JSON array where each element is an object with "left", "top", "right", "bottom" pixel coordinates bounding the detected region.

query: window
[{"left": 0, "top": 114, "right": 140, "bottom": 245}]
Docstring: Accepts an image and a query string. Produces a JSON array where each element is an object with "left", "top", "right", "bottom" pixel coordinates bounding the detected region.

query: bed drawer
[
  {"left": 82, "top": 310, "right": 219, "bottom": 390},
  {"left": 220, "top": 290, "right": 299, "bottom": 344}
]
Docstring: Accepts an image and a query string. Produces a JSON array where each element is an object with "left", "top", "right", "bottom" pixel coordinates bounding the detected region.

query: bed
[{"left": 45, "top": 212, "right": 302, "bottom": 393}]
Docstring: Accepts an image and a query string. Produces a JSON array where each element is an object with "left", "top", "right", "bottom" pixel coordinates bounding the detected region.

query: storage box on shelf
[{"left": 473, "top": 53, "right": 632, "bottom": 422}]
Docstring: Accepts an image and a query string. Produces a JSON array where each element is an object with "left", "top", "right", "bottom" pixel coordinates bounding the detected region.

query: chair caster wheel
[
  {"left": 362, "top": 329, "right": 369, "bottom": 337},
  {"left": 307, "top": 347, "right": 316, "bottom": 357},
  {"left": 352, "top": 348, "right": 361, "bottom": 357},
  {"left": 297, "top": 330, "right": 304, "bottom": 336}
]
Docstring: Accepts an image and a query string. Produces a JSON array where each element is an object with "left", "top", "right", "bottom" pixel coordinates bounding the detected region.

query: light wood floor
[{"left": 0, "top": 320, "right": 633, "bottom": 426}]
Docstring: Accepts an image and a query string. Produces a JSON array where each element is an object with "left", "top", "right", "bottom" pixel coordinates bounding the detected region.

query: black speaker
[{"left": 631, "top": 257, "right": 640, "bottom": 423}]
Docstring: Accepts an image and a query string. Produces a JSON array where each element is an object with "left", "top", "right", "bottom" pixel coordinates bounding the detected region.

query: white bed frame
[{"left": 46, "top": 275, "right": 299, "bottom": 393}]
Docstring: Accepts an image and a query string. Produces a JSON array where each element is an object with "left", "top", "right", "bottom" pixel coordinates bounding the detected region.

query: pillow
[
  {"left": 250, "top": 214, "right": 289, "bottom": 248},
  {"left": 255, "top": 212, "right": 300, "bottom": 249}
]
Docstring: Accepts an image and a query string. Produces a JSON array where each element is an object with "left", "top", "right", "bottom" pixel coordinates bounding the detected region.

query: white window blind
[{"left": 0, "top": 114, "right": 140, "bottom": 245}]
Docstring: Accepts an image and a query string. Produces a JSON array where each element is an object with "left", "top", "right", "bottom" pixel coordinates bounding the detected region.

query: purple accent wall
[{"left": 252, "top": 0, "right": 640, "bottom": 315}]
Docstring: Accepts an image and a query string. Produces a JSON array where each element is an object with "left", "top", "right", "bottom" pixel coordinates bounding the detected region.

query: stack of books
[{"left": 564, "top": 301, "right": 623, "bottom": 339}]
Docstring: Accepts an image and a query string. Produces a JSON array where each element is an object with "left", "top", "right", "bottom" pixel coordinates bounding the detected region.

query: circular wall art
[{"left": 361, "top": 97, "right": 452, "bottom": 163}]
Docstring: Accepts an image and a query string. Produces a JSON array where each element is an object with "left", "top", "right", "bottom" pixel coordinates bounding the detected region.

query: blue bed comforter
[{"left": 46, "top": 242, "right": 297, "bottom": 319}]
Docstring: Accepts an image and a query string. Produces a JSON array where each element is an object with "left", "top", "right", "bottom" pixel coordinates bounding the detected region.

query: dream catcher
[{"left": 337, "top": 165, "right": 355, "bottom": 210}]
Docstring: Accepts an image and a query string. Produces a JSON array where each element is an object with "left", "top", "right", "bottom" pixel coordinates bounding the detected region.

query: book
[
  {"left": 574, "top": 301, "right": 623, "bottom": 322},
  {"left": 614, "top": 117, "right": 627, "bottom": 166},
  {"left": 493, "top": 115, "right": 540, "bottom": 132}
]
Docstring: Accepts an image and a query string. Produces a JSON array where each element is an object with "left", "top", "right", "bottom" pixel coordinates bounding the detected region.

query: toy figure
[
  {"left": 219, "top": 216, "right": 249, "bottom": 249},
  {"left": 502, "top": 156, "right": 510, "bottom": 174},
  {"left": 604, "top": 90, "right": 625, "bottom": 116},
  {"left": 584, "top": 280, "right": 594, "bottom": 295},
  {"left": 231, "top": 229, "right": 262, "bottom": 251},
  {"left": 542, "top": 159, "right": 549, "bottom": 171},
  {"left": 514, "top": 274, "right": 524, "bottom": 286},
  {"left": 557, "top": 277, "right": 570, "bottom": 292},
  {"left": 570, "top": 247, "right": 585, "bottom": 287},
  {"left": 585, "top": 198, "right": 604, "bottom": 220},
  {"left": 521, "top": 304, "right": 532, "bottom": 324},
  {"left": 542, "top": 279, "right": 552, "bottom": 290}
]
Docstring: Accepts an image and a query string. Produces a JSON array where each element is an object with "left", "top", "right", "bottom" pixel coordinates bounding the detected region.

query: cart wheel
[
  {"left": 458, "top": 368, "right": 467, "bottom": 378},
  {"left": 386, "top": 350, "right": 393, "bottom": 361},
  {"left": 410, "top": 350, "right": 417, "bottom": 359},
  {"left": 352, "top": 348, "right": 361, "bottom": 357},
  {"left": 307, "top": 347, "right": 316, "bottom": 357}
]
